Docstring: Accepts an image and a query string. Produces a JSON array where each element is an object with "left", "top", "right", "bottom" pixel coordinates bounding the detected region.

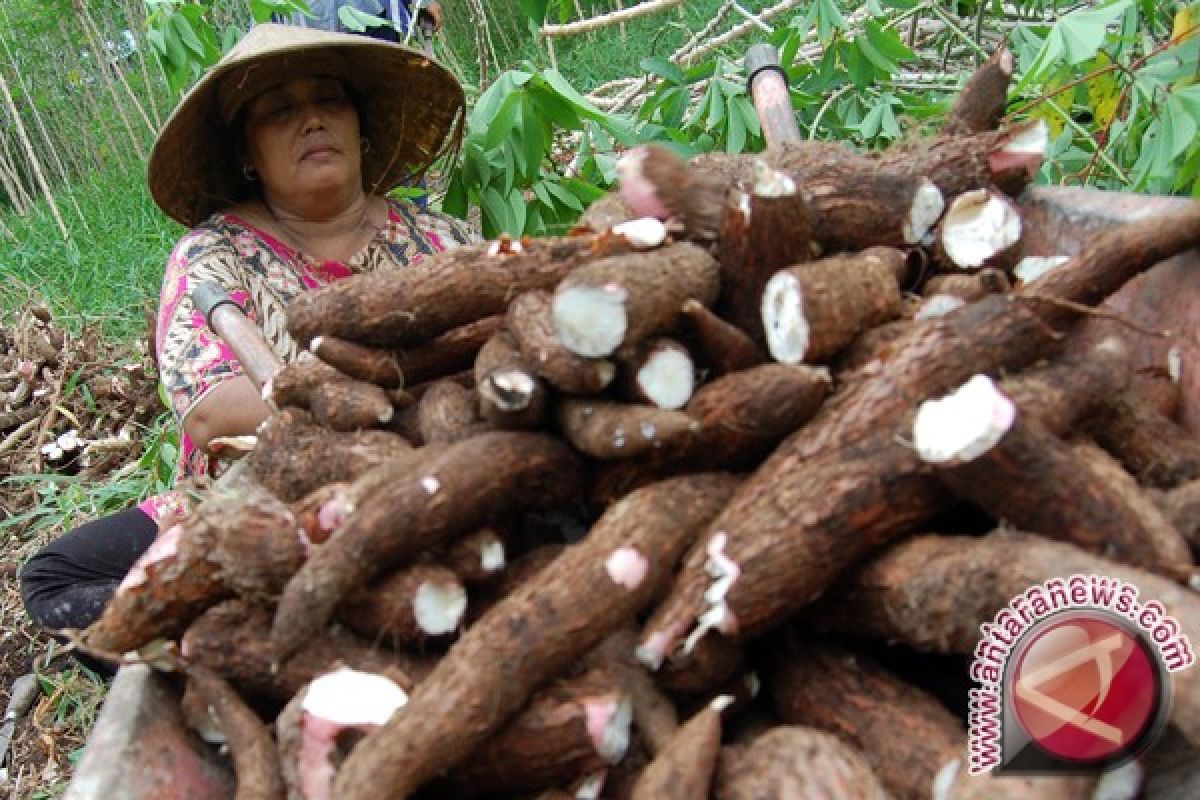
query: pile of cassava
[{"left": 79, "top": 49, "right": 1200, "bottom": 800}]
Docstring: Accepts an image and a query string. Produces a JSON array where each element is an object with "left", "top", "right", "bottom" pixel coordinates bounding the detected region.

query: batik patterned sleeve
[{"left": 154, "top": 227, "right": 256, "bottom": 427}]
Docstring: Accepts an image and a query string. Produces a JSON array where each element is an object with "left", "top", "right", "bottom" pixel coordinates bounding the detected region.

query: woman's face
[{"left": 243, "top": 76, "right": 362, "bottom": 204}]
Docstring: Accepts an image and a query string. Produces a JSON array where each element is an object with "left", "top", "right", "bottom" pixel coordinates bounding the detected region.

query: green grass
[{"left": 0, "top": 166, "right": 181, "bottom": 339}]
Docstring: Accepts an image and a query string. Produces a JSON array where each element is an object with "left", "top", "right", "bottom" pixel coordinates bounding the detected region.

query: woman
[{"left": 19, "top": 23, "right": 474, "bottom": 650}]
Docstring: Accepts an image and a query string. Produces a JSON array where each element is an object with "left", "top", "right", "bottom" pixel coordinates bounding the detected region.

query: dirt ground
[{"left": 1, "top": 304, "right": 160, "bottom": 799}]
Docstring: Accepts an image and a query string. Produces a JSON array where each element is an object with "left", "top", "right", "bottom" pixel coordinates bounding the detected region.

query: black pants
[{"left": 20, "top": 507, "right": 157, "bottom": 674}]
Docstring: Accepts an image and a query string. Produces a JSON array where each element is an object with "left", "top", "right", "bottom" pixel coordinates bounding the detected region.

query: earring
[
  {"left": 242, "top": 163, "right": 257, "bottom": 181},
  {"left": 360, "top": 137, "right": 372, "bottom": 155}
]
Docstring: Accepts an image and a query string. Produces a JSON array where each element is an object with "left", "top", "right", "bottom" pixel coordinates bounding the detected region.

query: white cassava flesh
[
  {"left": 636, "top": 347, "right": 695, "bottom": 410},
  {"left": 553, "top": 285, "right": 629, "bottom": 358},
  {"left": 905, "top": 180, "right": 946, "bottom": 244},
  {"left": 482, "top": 369, "right": 537, "bottom": 412},
  {"left": 915, "top": 295, "right": 966, "bottom": 322},
  {"left": 913, "top": 374, "right": 1016, "bottom": 464},
  {"left": 752, "top": 160, "right": 797, "bottom": 197},
  {"left": 605, "top": 547, "right": 649, "bottom": 589},
  {"left": 612, "top": 217, "right": 668, "bottom": 249},
  {"left": 413, "top": 579, "right": 468, "bottom": 636},
  {"left": 940, "top": 190, "right": 1021, "bottom": 268},
  {"left": 1014, "top": 255, "right": 1069, "bottom": 284},
  {"left": 762, "top": 271, "right": 809, "bottom": 365},
  {"left": 683, "top": 532, "right": 741, "bottom": 656},
  {"left": 1002, "top": 118, "right": 1049, "bottom": 157}
]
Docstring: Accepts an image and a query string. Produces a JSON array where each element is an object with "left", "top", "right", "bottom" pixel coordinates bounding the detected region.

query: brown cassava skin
[
  {"left": 574, "top": 191, "right": 636, "bottom": 233},
  {"left": 655, "top": 635, "right": 746, "bottom": 695},
  {"left": 923, "top": 269, "right": 1011, "bottom": 303},
  {"left": 308, "top": 380, "right": 394, "bottom": 432},
  {"left": 290, "top": 481, "right": 350, "bottom": 545},
  {"left": 1152, "top": 480, "right": 1200, "bottom": 549},
  {"left": 638, "top": 144, "right": 730, "bottom": 241},
  {"left": 641, "top": 424, "right": 948, "bottom": 665},
  {"left": 82, "top": 509, "right": 229, "bottom": 654},
  {"left": 182, "top": 599, "right": 431, "bottom": 704},
  {"left": 415, "top": 379, "right": 486, "bottom": 444},
  {"left": 263, "top": 358, "right": 347, "bottom": 410},
  {"left": 835, "top": 318, "right": 915, "bottom": 372},
  {"left": 1084, "top": 392, "right": 1200, "bottom": 489},
  {"left": 714, "top": 727, "right": 890, "bottom": 800},
  {"left": 507, "top": 290, "right": 616, "bottom": 395},
  {"left": 941, "top": 47, "right": 1014, "bottom": 136},
  {"left": 464, "top": 543, "right": 564, "bottom": 626},
  {"left": 616, "top": 338, "right": 695, "bottom": 409},
  {"left": 554, "top": 242, "right": 721, "bottom": 357},
  {"left": 475, "top": 329, "right": 549, "bottom": 429},
  {"left": 186, "top": 665, "right": 285, "bottom": 800},
  {"left": 876, "top": 122, "right": 1042, "bottom": 199},
  {"left": 331, "top": 473, "right": 739, "bottom": 800},
  {"left": 557, "top": 398, "right": 700, "bottom": 460},
  {"left": 1069, "top": 439, "right": 1194, "bottom": 581},
  {"left": 717, "top": 179, "right": 816, "bottom": 342},
  {"left": 681, "top": 298, "right": 765, "bottom": 375},
  {"left": 817, "top": 531, "right": 1200, "bottom": 747},
  {"left": 311, "top": 335, "right": 404, "bottom": 387},
  {"left": 336, "top": 563, "right": 464, "bottom": 646},
  {"left": 390, "top": 314, "right": 505, "bottom": 387},
  {"left": 998, "top": 337, "right": 1131, "bottom": 436},
  {"left": 930, "top": 411, "right": 1192, "bottom": 576},
  {"left": 581, "top": 630, "right": 679, "bottom": 756},
  {"left": 767, "top": 637, "right": 964, "bottom": 800},
  {"left": 212, "top": 487, "right": 308, "bottom": 601},
  {"left": 287, "top": 232, "right": 641, "bottom": 347},
  {"left": 250, "top": 409, "right": 412, "bottom": 502},
  {"left": 271, "top": 432, "right": 586, "bottom": 661},
  {"left": 631, "top": 704, "right": 721, "bottom": 800},
  {"left": 426, "top": 669, "right": 626, "bottom": 797},
  {"left": 766, "top": 248, "right": 905, "bottom": 363}
]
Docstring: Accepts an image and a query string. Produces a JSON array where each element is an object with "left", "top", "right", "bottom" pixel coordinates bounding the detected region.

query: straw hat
[{"left": 147, "top": 23, "right": 465, "bottom": 227}]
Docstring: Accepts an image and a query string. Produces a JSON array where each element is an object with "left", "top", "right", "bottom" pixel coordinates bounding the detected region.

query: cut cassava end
[
  {"left": 426, "top": 669, "right": 632, "bottom": 797},
  {"left": 182, "top": 599, "right": 430, "bottom": 705},
  {"left": 186, "top": 664, "right": 286, "bottom": 800},
  {"left": 815, "top": 531, "right": 1200, "bottom": 748},
  {"left": 714, "top": 727, "right": 890, "bottom": 800},
  {"left": 443, "top": 528, "right": 507, "bottom": 585},
  {"left": 912, "top": 374, "right": 1015, "bottom": 464},
  {"left": 618, "top": 338, "right": 695, "bottom": 410},
  {"left": 1014, "top": 255, "right": 1069, "bottom": 285},
  {"left": 311, "top": 335, "right": 403, "bottom": 388},
  {"left": 941, "top": 46, "right": 1015, "bottom": 136},
  {"left": 611, "top": 216, "right": 669, "bottom": 249},
  {"left": 475, "top": 329, "right": 548, "bottom": 430},
  {"left": 557, "top": 398, "right": 701, "bottom": 460},
  {"left": 286, "top": 232, "right": 643, "bottom": 347},
  {"left": 630, "top": 701, "right": 722, "bottom": 800},
  {"left": 574, "top": 191, "right": 636, "bottom": 234},
  {"left": 278, "top": 668, "right": 408, "bottom": 800},
  {"left": 553, "top": 242, "right": 720, "bottom": 358},
  {"left": 580, "top": 629, "right": 679, "bottom": 757},
  {"left": 270, "top": 432, "right": 586, "bottom": 662},
  {"left": 934, "top": 189, "right": 1022, "bottom": 269},
  {"left": 762, "top": 248, "right": 905, "bottom": 364},
  {"left": 337, "top": 564, "right": 467, "bottom": 646},
  {"left": 308, "top": 380, "right": 394, "bottom": 431},
  {"left": 680, "top": 299, "right": 765, "bottom": 375},
  {"left": 507, "top": 290, "right": 617, "bottom": 395},
  {"left": 329, "top": 473, "right": 738, "bottom": 800}
]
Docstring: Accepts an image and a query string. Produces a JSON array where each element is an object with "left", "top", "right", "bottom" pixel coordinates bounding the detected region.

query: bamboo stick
[
  {"left": 74, "top": 9, "right": 146, "bottom": 160},
  {"left": 541, "top": 0, "right": 682, "bottom": 38},
  {"left": 82, "top": 7, "right": 156, "bottom": 137},
  {"left": 0, "top": 68, "right": 67, "bottom": 239}
]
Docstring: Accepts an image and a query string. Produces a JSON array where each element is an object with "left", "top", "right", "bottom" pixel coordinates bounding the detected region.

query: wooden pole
[{"left": 0, "top": 68, "right": 69, "bottom": 239}]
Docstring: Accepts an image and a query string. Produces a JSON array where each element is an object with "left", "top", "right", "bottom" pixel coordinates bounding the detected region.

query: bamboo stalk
[
  {"left": 57, "top": 20, "right": 122, "bottom": 170},
  {"left": 123, "top": 0, "right": 163, "bottom": 130},
  {"left": 0, "top": 69, "right": 66, "bottom": 238},
  {"left": 74, "top": 9, "right": 146, "bottom": 160},
  {"left": 0, "top": 137, "right": 29, "bottom": 215},
  {"left": 82, "top": 7, "right": 156, "bottom": 137},
  {"left": 541, "top": 0, "right": 682, "bottom": 38}
]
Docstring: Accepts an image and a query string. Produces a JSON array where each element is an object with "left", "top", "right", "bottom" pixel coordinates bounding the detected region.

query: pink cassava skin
[
  {"left": 630, "top": 703, "right": 722, "bottom": 800},
  {"left": 186, "top": 664, "right": 286, "bottom": 800},
  {"left": 330, "top": 473, "right": 740, "bottom": 800},
  {"left": 816, "top": 532, "right": 1200, "bottom": 748},
  {"left": 270, "top": 432, "right": 586, "bottom": 661}
]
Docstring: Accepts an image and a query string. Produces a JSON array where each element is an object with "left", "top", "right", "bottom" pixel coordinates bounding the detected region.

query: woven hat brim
[{"left": 147, "top": 24, "right": 464, "bottom": 227}]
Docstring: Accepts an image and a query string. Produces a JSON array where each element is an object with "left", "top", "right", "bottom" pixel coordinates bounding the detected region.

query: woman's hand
[{"left": 182, "top": 375, "right": 271, "bottom": 455}]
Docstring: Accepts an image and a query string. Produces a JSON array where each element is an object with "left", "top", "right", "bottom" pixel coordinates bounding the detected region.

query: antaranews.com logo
[{"left": 968, "top": 574, "right": 1194, "bottom": 774}]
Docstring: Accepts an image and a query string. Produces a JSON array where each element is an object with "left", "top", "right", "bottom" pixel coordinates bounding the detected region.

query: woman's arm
[{"left": 182, "top": 375, "right": 271, "bottom": 454}]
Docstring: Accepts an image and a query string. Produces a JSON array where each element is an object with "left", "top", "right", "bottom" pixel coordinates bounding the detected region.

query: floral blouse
[{"left": 138, "top": 198, "right": 474, "bottom": 524}]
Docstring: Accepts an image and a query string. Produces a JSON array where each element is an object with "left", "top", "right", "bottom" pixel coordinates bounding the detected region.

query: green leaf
[
  {"left": 809, "top": 0, "right": 847, "bottom": 42},
  {"left": 1162, "top": 94, "right": 1198, "bottom": 163},
  {"left": 726, "top": 100, "right": 746, "bottom": 153},
  {"left": 171, "top": 14, "right": 206, "bottom": 59},
  {"left": 519, "top": 100, "right": 546, "bottom": 182},
  {"left": 562, "top": 177, "right": 607, "bottom": 205},
  {"left": 1017, "top": 0, "right": 1132, "bottom": 92},
  {"left": 529, "top": 83, "right": 580, "bottom": 129},
  {"left": 641, "top": 56, "right": 685, "bottom": 85},
  {"left": 518, "top": 0, "right": 549, "bottom": 25},
  {"left": 485, "top": 92, "right": 524, "bottom": 149},
  {"left": 839, "top": 40, "right": 875, "bottom": 88},
  {"left": 532, "top": 180, "right": 553, "bottom": 207},
  {"left": 481, "top": 186, "right": 512, "bottom": 237},
  {"left": 508, "top": 189, "right": 528, "bottom": 234},
  {"left": 443, "top": 170, "right": 469, "bottom": 218},
  {"left": 546, "top": 178, "right": 584, "bottom": 211},
  {"left": 539, "top": 69, "right": 607, "bottom": 120},
  {"left": 705, "top": 83, "right": 727, "bottom": 130},
  {"left": 865, "top": 20, "right": 916, "bottom": 64}
]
